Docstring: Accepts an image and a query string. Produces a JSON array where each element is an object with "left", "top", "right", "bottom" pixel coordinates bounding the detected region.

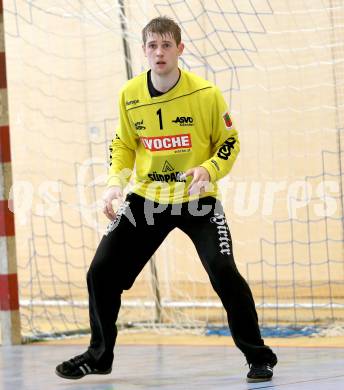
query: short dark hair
[{"left": 142, "top": 16, "right": 181, "bottom": 46}]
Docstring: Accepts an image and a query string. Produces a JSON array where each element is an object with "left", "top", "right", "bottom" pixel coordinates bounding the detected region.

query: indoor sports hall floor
[{"left": 1, "top": 336, "right": 344, "bottom": 389}]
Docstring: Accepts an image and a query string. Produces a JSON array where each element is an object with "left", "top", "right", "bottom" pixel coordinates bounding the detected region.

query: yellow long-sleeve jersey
[{"left": 107, "top": 68, "right": 240, "bottom": 204}]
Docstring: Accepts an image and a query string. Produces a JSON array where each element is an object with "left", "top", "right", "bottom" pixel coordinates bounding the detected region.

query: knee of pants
[
  {"left": 121, "top": 278, "right": 136, "bottom": 291},
  {"left": 87, "top": 259, "right": 118, "bottom": 287},
  {"left": 86, "top": 259, "right": 135, "bottom": 293},
  {"left": 209, "top": 262, "right": 244, "bottom": 290},
  {"left": 87, "top": 259, "right": 107, "bottom": 280},
  {"left": 208, "top": 256, "right": 238, "bottom": 278}
]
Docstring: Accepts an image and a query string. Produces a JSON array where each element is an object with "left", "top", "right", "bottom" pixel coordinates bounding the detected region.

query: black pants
[{"left": 86, "top": 192, "right": 277, "bottom": 367}]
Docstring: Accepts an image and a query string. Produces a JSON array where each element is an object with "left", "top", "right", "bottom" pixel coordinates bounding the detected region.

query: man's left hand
[{"left": 180, "top": 166, "right": 211, "bottom": 196}]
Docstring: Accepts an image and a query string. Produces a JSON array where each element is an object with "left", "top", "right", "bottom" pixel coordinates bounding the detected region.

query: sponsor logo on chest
[
  {"left": 140, "top": 134, "right": 192, "bottom": 151},
  {"left": 148, "top": 171, "right": 186, "bottom": 182},
  {"left": 172, "top": 116, "right": 194, "bottom": 126},
  {"left": 134, "top": 120, "right": 146, "bottom": 130}
]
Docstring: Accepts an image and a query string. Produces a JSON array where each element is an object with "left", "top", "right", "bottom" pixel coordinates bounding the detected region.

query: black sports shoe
[
  {"left": 246, "top": 362, "right": 274, "bottom": 383},
  {"left": 55, "top": 352, "right": 112, "bottom": 380}
]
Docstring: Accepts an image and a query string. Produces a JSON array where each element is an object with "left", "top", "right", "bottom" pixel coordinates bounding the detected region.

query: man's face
[{"left": 143, "top": 32, "right": 184, "bottom": 76}]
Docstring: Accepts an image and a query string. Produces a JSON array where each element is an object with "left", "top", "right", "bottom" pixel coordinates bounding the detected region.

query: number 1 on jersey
[{"left": 156, "top": 108, "right": 163, "bottom": 130}]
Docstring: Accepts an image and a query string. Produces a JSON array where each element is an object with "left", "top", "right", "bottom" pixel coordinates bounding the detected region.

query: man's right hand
[{"left": 102, "top": 185, "right": 123, "bottom": 220}]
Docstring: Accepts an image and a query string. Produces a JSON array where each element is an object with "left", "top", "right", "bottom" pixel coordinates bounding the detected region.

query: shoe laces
[{"left": 71, "top": 353, "right": 89, "bottom": 367}]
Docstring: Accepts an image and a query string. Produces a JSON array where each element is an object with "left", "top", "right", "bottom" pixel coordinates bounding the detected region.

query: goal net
[{"left": 3, "top": 0, "right": 344, "bottom": 340}]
